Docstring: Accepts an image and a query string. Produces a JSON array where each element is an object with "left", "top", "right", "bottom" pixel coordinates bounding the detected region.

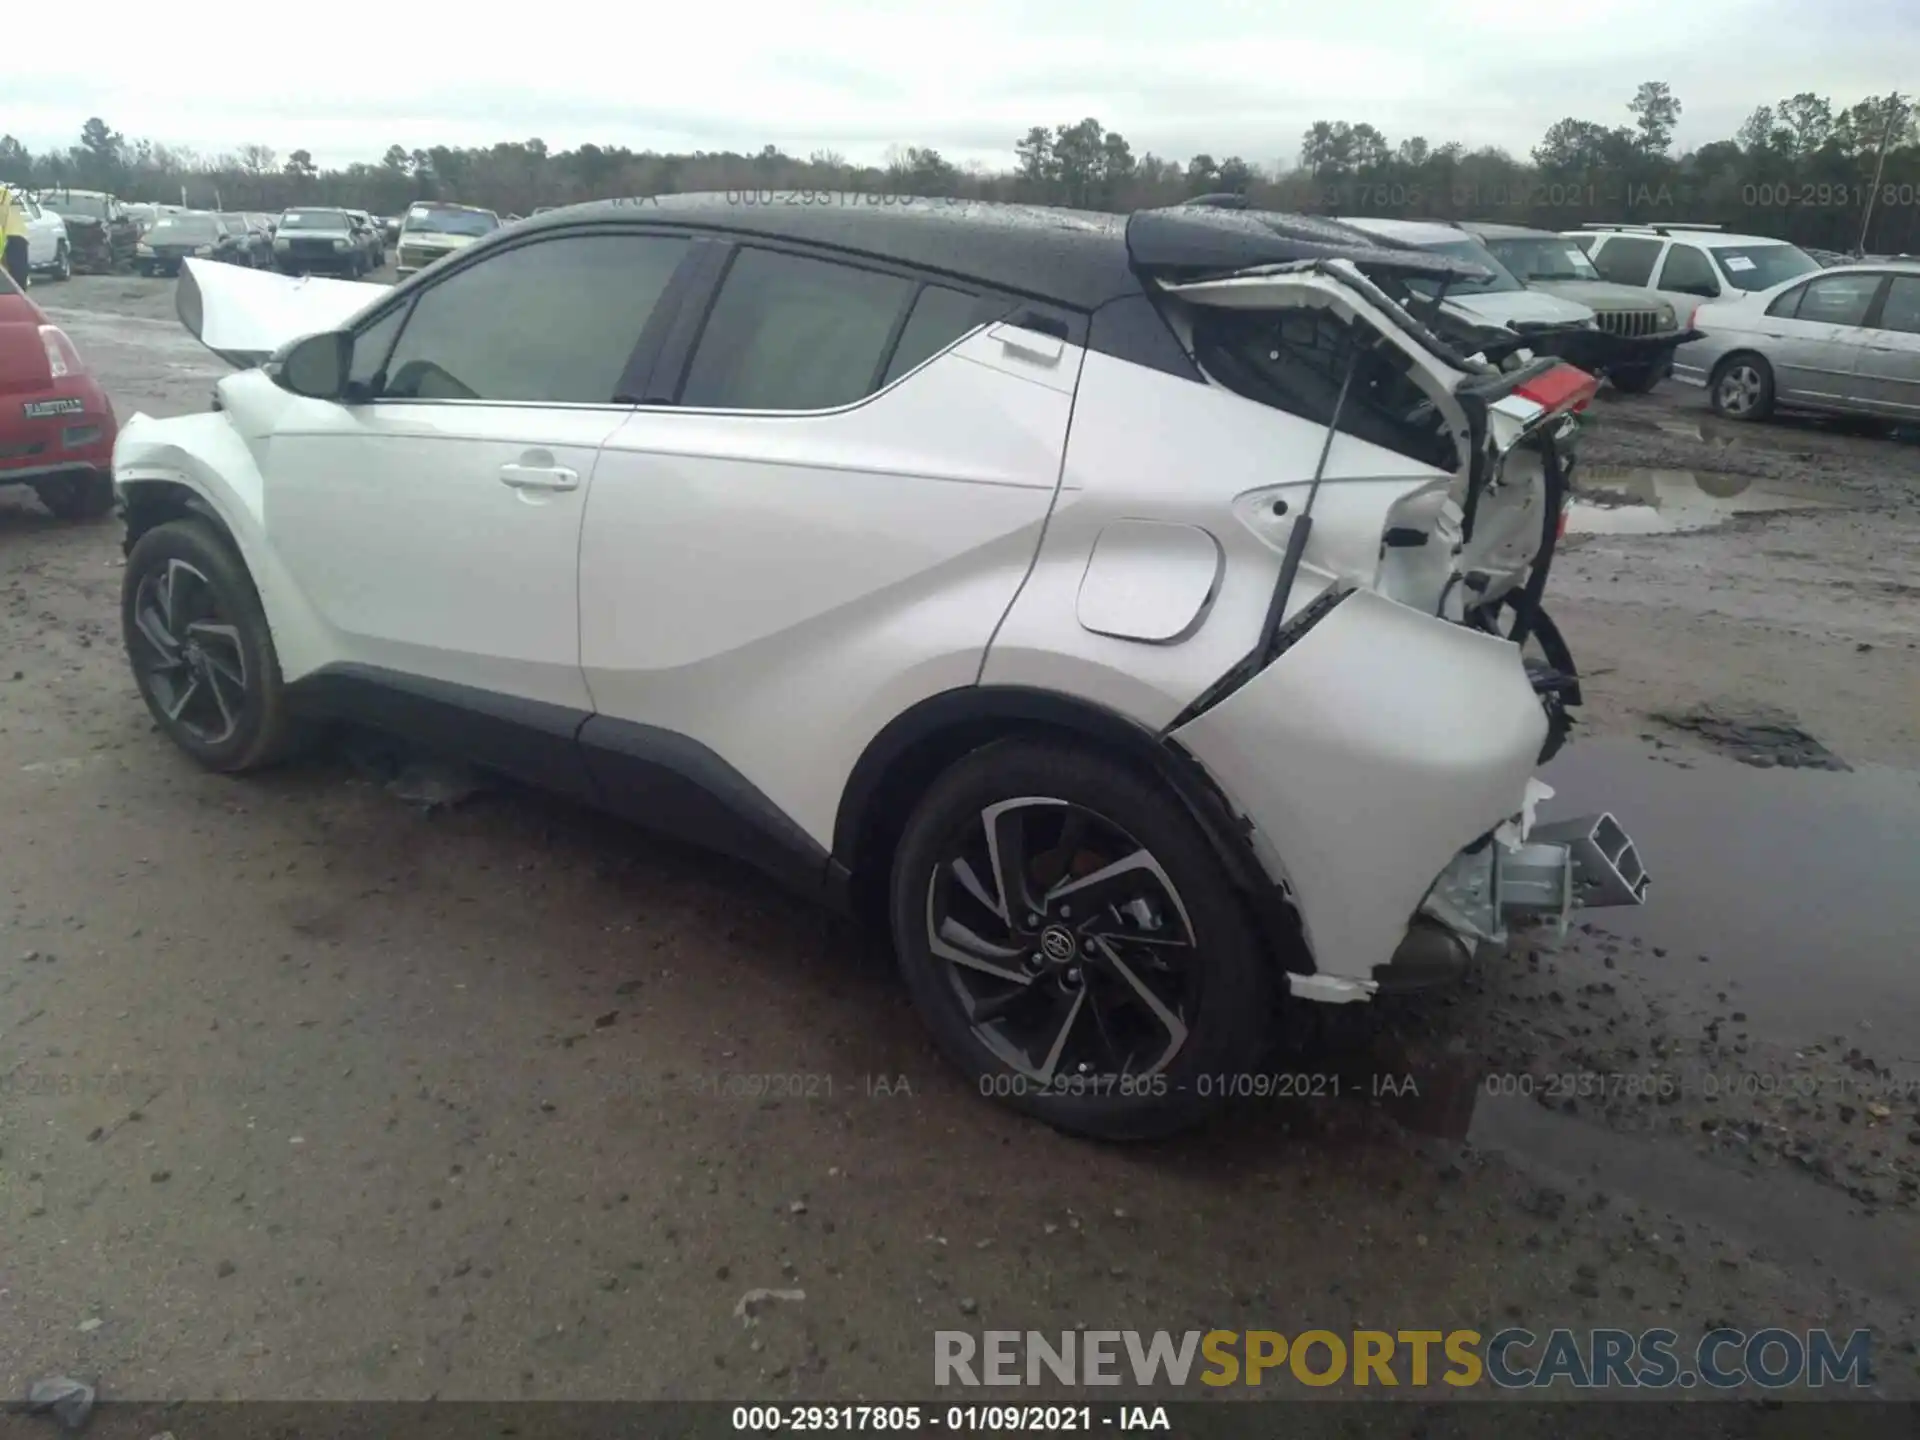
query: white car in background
[
  {"left": 1337, "top": 217, "right": 1598, "bottom": 332},
  {"left": 112, "top": 196, "right": 1648, "bottom": 1138},
  {"left": 1566, "top": 224, "right": 1822, "bottom": 322},
  {"left": 20, "top": 192, "right": 72, "bottom": 281}
]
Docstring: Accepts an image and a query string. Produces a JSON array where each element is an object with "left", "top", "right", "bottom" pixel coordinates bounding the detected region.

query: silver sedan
[{"left": 1673, "top": 261, "right": 1920, "bottom": 424}]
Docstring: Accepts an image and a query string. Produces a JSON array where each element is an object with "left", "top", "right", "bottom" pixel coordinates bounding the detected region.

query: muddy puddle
[
  {"left": 1313, "top": 737, "right": 1920, "bottom": 1307},
  {"left": 1535, "top": 737, "right": 1920, "bottom": 1045},
  {"left": 1566, "top": 466, "right": 1844, "bottom": 534}
]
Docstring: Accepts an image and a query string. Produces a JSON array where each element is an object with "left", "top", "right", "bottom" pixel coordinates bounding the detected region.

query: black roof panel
[{"left": 496, "top": 192, "right": 1486, "bottom": 309}]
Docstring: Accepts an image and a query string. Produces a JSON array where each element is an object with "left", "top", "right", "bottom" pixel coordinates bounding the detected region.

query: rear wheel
[
  {"left": 33, "top": 470, "right": 115, "bottom": 521},
  {"left": 889, "top": 740, "right": 1274, "bottom": 1140},
  {"left": 1710, "top": 354, "right": 1774, "bottom": 421},
  {"left": 52, "top": 242, "right": 71, "bottom": 281},
  {"left": 121, "top": 519, "right": 307, "bottom": 773}
]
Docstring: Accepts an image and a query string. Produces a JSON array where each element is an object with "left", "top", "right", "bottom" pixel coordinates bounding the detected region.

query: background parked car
[
  {"left": 1567, "top": 223, "right": 1822, "bottom": 322},
  {"left": 272, "top": 207, "right": 374, "bottom": 277},
  {"left": 19, "top": 193, "right": 72, "bottom": 281},
  {"left": 345, "top": 209, "right": 385, "bottom": 268},
  {"left": 1459, "top": 220, "right": 1688, "bottom": 391},
  {"left": 136, "top": 211, "right": 249, "bottom": 276},
  {"left": 379, "top": 214, "right": 401, "bottom": 245},
  {"left": 0, "top": 260, "right": 116, "bottom": 518},
  {"left": 1674, "top": 261, "right": 1920, "bottom": 424},
  {"left": 218, "top": 212, "right": 276, "bottom": 268},
  {"left": 38, "top": 189, "right": 138, "bottom": 272},
  {"left": 394, "top": 201, "right": 500, "bottom": 276}
]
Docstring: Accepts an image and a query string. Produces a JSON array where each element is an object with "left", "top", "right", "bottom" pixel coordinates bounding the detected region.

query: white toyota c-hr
[{"left": 113, "top": 194, "right": 1649, "bottom": 1138}]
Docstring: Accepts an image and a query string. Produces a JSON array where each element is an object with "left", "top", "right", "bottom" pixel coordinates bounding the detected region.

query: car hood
[
  {"left": 1448, "top": 287, "right": 1595, "bottom": 328},
  {"left": 399, "top": 231, "right": 482, "bottom": 250},
  {"left": 176, "top": 256, "right": 389, "bottom": 368},
  {"left": 1524, "top": 278, "right": 1665, "bottom": 314}
]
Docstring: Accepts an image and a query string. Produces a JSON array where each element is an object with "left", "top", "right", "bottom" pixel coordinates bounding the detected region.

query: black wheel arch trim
[{"left": 832, "top": 685, "right": 1311, "bottom": 970}]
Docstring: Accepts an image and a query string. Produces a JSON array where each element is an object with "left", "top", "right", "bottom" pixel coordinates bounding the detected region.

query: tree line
[{"left": 3, "top": 85, "right": 1916, "bottom": 253}]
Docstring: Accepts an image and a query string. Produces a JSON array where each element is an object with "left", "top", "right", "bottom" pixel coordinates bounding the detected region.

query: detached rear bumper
[{"left": 1171, "top": 588, "right": 1648, "bottom": 1000}]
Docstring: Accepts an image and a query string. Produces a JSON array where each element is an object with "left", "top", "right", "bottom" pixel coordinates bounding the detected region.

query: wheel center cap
[{"left": 1039, "top": 925, "right": 1078, "bottom": 964}]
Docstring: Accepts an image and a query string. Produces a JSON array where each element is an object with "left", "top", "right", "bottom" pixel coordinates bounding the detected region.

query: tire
[
  {"left": 121, "top": 518, "right": 307, "bottom": 773},
  {"left": 52, "top": 242, "right": 71, "bottom": 281},
  {"left": 33, "top": 470, "right": 116, "bottom": 521},
  {"left": 1608, "top": 365, "right": 1661, "bottom": 395},
  {"left": 1709, "top": 353, "right": 1774, "bottom": 421},
  {"left": 889, "top": 739, "right": 1274, "bottom": 1140}
]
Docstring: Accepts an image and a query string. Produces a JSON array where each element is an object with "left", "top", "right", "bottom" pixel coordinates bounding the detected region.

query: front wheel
[
  {"left": 889, "top": 740, "right": 1274, "bottom": 1140},
  {"left": 52, "top": 242, "right": 71, "bottom": 281},
  {"left": 1710, "top": 354, "right": 1774, "bottom": 421},
  {"left": 121, "top": 519, "right": 307, "bottom": 773}
]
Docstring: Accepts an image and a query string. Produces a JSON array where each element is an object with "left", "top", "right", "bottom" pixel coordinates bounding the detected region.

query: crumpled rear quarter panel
[{"left": 1172, "top": 588, "right": 1547, "bottom": 983}]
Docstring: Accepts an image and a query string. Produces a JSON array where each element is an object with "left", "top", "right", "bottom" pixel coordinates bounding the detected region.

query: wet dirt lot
[{"left": 3, "top": 274, "right": 1919, "bottom": 1411}]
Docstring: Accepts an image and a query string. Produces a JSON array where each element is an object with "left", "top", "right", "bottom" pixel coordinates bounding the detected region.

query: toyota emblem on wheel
[{"left": 1039, "top": 926, "right": 1078, "bottom": 963}]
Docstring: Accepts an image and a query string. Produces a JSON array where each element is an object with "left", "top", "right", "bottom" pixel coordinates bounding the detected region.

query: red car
[{"left": 0, "top": 263, "right": 116, "bottom": 519}]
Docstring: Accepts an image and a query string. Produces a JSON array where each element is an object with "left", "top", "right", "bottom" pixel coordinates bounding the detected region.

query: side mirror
[{"left": 278, "top": 330, "right": 353, "bottom": 401}]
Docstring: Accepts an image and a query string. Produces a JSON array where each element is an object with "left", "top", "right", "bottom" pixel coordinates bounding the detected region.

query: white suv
[
  {"left": 1565, "top": 224, "right": 1821, "bottom": 327},
  {"left": 113, "top": 196, "right": 1648, "bottom": 1138}
]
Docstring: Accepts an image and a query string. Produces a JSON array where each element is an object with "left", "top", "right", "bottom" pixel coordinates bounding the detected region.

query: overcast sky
[{"left": 8, "top": 0, "right": 1912, "bottom": 172}]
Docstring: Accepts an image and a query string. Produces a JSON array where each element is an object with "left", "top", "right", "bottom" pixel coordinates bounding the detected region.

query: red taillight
[{"left": 1513, "top": 363, "right": 1600, "bottom": 416}]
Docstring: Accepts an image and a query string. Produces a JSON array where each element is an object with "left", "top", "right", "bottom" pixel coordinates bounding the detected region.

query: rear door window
[
  {"left": 881, "top": 284, "right": 990, "bottom": 385},
  {"left": 1793, "top": 273, "right": 1883, "bottom": 328},
  {"left": 1878, "top": 275, "right": 1920, "bottom": 335},
  {"left": 678, "top": 247, "right": 916, "bottom": 411},
  {"left": 1590, "top": 235, "right": 1664, "bottom": 286}
]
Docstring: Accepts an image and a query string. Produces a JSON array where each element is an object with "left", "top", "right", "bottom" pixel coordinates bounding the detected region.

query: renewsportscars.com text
[{"left": 934, "top": 1327, "right": 1873, "bottom": 1390}]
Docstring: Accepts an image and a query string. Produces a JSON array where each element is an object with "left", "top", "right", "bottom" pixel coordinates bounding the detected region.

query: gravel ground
[{"left": 3, "top": 274, "right": 1918, "bottom": 1408}]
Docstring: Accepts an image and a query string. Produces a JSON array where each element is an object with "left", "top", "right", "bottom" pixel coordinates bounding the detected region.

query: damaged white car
[{"left": 112, "top": 196, "right": 1648, "bottom": 1138}]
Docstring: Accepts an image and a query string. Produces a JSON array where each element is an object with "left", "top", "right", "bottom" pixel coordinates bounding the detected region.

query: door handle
[
  {"left": 986, "top": 321, "right": 1064, "bottom": 365},
  {"left": 499, "top": 462, "right": 579, "bottom": 491}
]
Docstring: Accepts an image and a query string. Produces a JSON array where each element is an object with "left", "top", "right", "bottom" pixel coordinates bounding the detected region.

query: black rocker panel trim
[{"left": 283, "top": 665, "right": 839, "bottom": 903}]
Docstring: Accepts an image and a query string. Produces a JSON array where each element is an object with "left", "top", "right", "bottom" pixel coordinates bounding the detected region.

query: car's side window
[
  {"left": 1793, "top": 273, "right": 1882, "bottom": 329},
  {"left": 1655, "top": 244, "right": 1720, "bottom": 297},
  {"left": 1591, "top": 236, "right": 1662, "bottom": 286},
  {"left": 678, "top": 247, "right": 917, "bottom": 411},
  {"left": 377, "top": 232, "right": 690, "bottom": 404},
  {"left": 1879, "top": 276, "right": 1920, "bottom": 335},
  {"left": 881, "top": 284, "right": 992, "bottom": 386}
]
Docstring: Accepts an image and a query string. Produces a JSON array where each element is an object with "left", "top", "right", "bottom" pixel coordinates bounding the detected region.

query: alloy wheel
[
  {"left": 128, "top": 558, "right": 250, "bottom": 747},
  {"left": 1717, "top": 364, "right": 1763, "bottom": 416},
  {"left": 925, "top": 797, "right": 1198, "bottom": 1084}
]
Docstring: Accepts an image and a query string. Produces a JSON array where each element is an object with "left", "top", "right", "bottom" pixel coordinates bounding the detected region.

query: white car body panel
[
  {"left": 1171, "top": 588, "right": 1547, "bottom": 982},
  {"left": 22, "top": 197, "right": 69, "bottom": 271},
  {"left": 580, "top": 331, "right": 1082, "bottom": 849},
  {"left": 112, "top": 229, "right": 1636, "bottom": 1026},
  {"left": 177, "top": 257, "right": 388, "bottom": 367},
  {"left": 263, "top": 391, "right": 626, "bottom": 712}
]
